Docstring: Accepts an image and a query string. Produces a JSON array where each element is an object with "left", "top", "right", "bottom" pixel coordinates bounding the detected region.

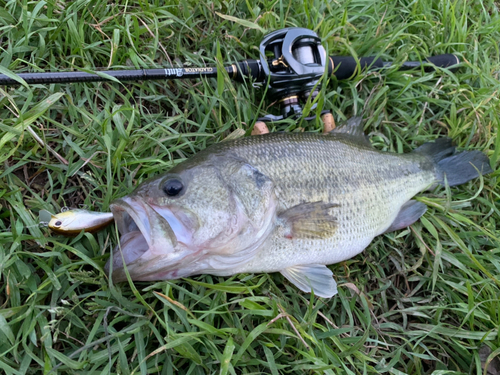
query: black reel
[{"left": 258, "top": 28, "right": 328, "bottom": 122}]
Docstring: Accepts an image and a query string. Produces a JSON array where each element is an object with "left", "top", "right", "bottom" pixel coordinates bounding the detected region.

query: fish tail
[{"left": 414, "top": 138, "right": 493, "bottom": 186}]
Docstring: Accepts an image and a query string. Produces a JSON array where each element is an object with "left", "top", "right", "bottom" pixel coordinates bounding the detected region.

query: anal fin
[
  {"left": 384, "top": 200, "right": 427, "bottom": 233},
  {"left": 281, "top": 264, "right": 338, "bottom": 298}
]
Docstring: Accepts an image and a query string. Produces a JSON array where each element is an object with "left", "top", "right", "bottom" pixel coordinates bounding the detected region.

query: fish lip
[
  {"left": 104, "top": 198, "right": 146, "bottom": 276},
  {"left": 110, "top": 197, "right": 151, "bottom": 244}
]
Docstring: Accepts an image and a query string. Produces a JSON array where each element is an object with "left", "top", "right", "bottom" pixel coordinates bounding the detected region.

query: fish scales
[{"left": 190, "top": 133, "right": 436, "bottom": 273}]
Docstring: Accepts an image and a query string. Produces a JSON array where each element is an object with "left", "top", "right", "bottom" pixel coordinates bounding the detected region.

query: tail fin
[{"left": 414, "top": 138, "right": 493, "bottom": 186}]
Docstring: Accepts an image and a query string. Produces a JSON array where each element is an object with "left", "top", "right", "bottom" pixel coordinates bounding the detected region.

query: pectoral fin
[
  {"left": 279, "top": 202, "right": 338, "bottom": 239},
  {"left": 384, "top": 200, "right": 427, "bottom": 233},
  {"left": 281, "top": 264, "right": 338, "bottom": 298}
]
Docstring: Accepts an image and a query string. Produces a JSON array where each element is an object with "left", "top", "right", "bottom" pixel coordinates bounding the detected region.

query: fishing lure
[{"left": 40, "top": 209, "right": 114, "bottom": 236}]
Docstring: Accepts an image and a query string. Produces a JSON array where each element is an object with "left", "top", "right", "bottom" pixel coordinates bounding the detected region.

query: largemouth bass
[{"left": 105, "top": 117, "right": 492, "bottom": 297}]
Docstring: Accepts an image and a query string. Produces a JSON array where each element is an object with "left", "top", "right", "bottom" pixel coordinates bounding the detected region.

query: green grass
[{"left": 1, "top": 0, "right": 499, "bottom": 373}]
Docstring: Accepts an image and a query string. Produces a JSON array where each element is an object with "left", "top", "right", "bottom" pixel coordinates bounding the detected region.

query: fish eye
[
  {"left": 54, "top": 221, "right": 62, "bottom": 227},
  {"left": 163, "top": 178, "right": 184, "bottom": 197}
]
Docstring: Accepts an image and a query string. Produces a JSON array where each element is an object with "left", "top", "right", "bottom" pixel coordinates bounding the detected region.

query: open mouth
[
  {"left": 105, "top": 204, "right": 149, "bottom": 272},
  {"left": 104, "top": 197, "right": 177, "bottom": 280}
]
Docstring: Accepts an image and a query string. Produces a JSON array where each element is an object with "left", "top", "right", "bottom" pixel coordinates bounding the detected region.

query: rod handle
[
  {"left": 328, "top": 54, "right": 460, "bottom": 79},
  {"left": 404, "top": 54, "right": 460, "bottom": 71},
  {"left": 233, "top": 60, "right": 263, "bottom": 82},
  {"left": 328, "top": 56, "right": 384, "bottom": 80}
]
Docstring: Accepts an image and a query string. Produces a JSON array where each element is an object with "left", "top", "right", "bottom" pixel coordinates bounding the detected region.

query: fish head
[{"left": 106, "top": 155, "right": 277, "bottom": 282}]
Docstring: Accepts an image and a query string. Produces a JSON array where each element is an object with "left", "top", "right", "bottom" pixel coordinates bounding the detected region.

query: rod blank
[{"left": 0, "top": 67, "right": 222, "bottom": 86}]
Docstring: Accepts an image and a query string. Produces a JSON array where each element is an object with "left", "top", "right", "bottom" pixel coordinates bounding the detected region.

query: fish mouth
[{"left": 105, "top": 197, "right": 179, "bottom": 282}]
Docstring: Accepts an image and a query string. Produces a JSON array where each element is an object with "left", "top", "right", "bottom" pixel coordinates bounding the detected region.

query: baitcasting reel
[{"left": 257, "top": 28, "right": 328, "bottom": 121}]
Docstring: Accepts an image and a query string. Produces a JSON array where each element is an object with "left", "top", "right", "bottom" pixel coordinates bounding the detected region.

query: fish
[
  {"left": 104, "top": 117, "right": 493, "bottom": 297},
  {"left": 40, "top": 209, "right": 114, "bottom": 235}
]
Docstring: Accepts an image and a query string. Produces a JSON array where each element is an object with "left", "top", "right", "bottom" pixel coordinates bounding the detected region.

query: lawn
[{"left": 0, "top": 0, "right": 499, "bottom": 374}]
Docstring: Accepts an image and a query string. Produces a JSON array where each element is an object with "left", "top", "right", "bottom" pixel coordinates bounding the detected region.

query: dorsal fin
[{"left": 329, "top": 116, "right": 372, "bottom": 148}]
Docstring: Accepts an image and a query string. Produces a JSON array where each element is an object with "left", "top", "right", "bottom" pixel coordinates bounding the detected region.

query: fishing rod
[{"left": 0, "top": 28, "right": 459, "bottom": 123}]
